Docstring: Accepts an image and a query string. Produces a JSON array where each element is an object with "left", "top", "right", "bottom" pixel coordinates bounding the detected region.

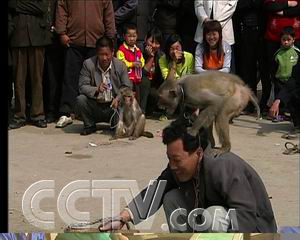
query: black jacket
[
  {"left": 113, "top": 0, "right": 138, "bottom": 37},
  {"left": 8, "top": 0, "right": 52, "bottom": 47},
  {"left": 154, "top": 0, "right": 181, "bottom": 34},
  {"left": 127, "top": 152, "right": 277, "bottom": 232}
]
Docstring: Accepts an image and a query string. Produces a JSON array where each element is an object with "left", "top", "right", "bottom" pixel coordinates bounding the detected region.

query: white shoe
[{"left": 56, "top": 116, "right": 73, "bottom": 128}]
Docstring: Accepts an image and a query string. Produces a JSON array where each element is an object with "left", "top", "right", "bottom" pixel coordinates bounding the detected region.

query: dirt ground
[{"left": 8, "top": 115, "right": 299, "bottom": 232}]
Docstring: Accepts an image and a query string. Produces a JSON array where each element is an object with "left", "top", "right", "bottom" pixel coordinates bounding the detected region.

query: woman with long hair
[{"left": 195, "top": 20, "right": 231, "bottom": 73}]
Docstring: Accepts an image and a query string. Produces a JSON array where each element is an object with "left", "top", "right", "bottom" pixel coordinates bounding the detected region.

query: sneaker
[
  {"left": 56, "top": 116, "right": 73, "bottom": 128},
  {"left": 272, "top": 115, "right": 284, "bottom": 122}
]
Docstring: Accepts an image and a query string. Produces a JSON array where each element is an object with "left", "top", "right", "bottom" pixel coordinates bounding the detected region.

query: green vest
[{"left": 275, "top": 46, "right": 299, "bottom": 82}]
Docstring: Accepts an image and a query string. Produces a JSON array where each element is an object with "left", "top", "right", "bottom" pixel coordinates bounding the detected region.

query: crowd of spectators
[{"left": 8, "top": 0, "right": 300, "bottom": 135}]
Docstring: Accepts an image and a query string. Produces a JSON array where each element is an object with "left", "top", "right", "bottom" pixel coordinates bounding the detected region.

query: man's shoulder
[
  {"left": 203, "top": 151, "right": 247, "bottom": 172},
  {"left": 83, "top": 56, "right": 97, "bottom": 67},
  {"left": 112, "top": 57, "right": 127, "bottom": 70}
]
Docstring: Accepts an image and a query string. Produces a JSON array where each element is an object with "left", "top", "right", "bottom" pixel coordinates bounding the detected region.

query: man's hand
[
  {"left": 60, "top": 34, "right": 70, "bottom": 47},
  {"left": 203, "top": 18, "right": 212, "bottom": 24},
  {"left": 98, "top": 82, "right": 109, "bottom": 93},
  {"left": 288, "top": 1, "right": 298, "bottom": 7},
  {"left": 111, "top": 97, "right": 119, "bottom": 109},
  {"left": 269, "top": 99, "right": 280, "bottom": 117},
  {"left": 98, "top": 210, "right": 132, "bottom": 232}
]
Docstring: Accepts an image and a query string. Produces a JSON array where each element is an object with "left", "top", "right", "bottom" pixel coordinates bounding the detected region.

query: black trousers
[
  {"left": 75, "top": 95, "right": 118, "bottom": 129},
  {"left": 263, "top": 39, "right": 300, "bottom": 111},
  {"left": 59, "top": 44, "right": 96, "bottom": 115},
  {"left": 43, "top": 39, "right": 65, "bottom": 117}
]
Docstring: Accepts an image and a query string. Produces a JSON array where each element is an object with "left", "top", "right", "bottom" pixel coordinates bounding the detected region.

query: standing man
[
  {"left": 100, "top": 119, "right": 277, "bottom": 233},
  {"left": 55, "top": 0, "right": 116, "bottom": 128},
  {"left": 76, "top": 37, "right": 132, "bottom": 136},
  {"left": 233, "top": 0, "right": 267, "bottom": 114},
  {"left": 8, "top": 0, "right": 52, "bottom": 129}
]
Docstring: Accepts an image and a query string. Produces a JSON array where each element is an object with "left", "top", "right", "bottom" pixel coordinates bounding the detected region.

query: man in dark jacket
[
  {"left": 153, "top": 0, "right": 182, "bottom": 48},
  {"left": 100, "top": 119, "right": 277, "bottom": 233},
  {"left": 8, "top": 0, "right": 52, "bottom": 129},
  {"left": 55, "top": 0, "right": 116, "bottom": 128}
]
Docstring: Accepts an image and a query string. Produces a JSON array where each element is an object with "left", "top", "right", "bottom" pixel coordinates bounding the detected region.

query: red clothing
[
  {"left": 264, "top": 0, "right": 300, "bottom": 42},
  {"left": 117, "top": 43, "right": 144, "bottom": 84}
]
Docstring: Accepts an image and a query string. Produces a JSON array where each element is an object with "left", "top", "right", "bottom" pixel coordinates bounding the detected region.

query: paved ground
[{"left": 8, "top": 115, "right": 299, "bottom": 232}]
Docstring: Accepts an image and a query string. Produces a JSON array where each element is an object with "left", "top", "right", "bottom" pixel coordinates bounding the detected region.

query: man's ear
[{"left": 196, "top": 148, "right": 203, "bottom": 159}]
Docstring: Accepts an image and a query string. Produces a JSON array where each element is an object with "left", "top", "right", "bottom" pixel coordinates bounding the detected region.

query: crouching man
[
  {"left": 99, "top": 119, "right": 277, "bottom": 232},
  {"left": 76, "top": 37, "right": 132, "bottom": 135}
]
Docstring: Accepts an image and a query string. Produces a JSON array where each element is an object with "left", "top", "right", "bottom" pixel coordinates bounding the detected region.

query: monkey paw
[
  {"left": 129, "top": 136, "right": 137, "bottom": 140},
  {"left": 187, "top": 127, "right": 198, "bottom": 137},
  {"left": 109, "top": 136, "right": 118, "bottom": 141}
]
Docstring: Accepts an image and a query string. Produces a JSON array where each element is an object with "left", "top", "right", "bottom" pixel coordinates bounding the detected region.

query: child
[
  {"left": 117, "top": 23, "right": 145, "bottom": 104},
  {"left": 195, "top": 20, "right": 231, "bottom": 73},
  {"left": 270, "top": 26, "right": 300, "bottom": 122}
]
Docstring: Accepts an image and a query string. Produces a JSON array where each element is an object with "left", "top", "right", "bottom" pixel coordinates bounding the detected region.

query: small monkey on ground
[
  {"left": 112, "top": 87, "right": 153, "bottom": 140},
  {"left": 157, "top": 71, "right": 260, "bottom": 155}
]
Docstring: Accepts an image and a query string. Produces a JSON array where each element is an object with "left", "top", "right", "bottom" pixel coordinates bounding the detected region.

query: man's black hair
[
  {"left": 123, "top": 23, "right": 138, "bottom": 35},
  {"left": 96, "top": 36, "right": 114, "bottom": 51},
  {"left": 281, "top": 26, "right": 295, "bottom": 38},
  {"left": 162, "top": 118, "right": 208, "bottom": 153}
]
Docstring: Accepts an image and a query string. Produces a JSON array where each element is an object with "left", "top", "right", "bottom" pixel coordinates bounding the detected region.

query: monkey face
[
  {"left": 158, "top": 81, "right": 181, "bottom": 115},
  {"left": 158, "top": 90, "right": 180, "bottom": 115}
]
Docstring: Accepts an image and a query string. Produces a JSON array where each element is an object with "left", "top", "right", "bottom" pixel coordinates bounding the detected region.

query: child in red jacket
[{"left": 117, "top": 23, "right": 145, "bottom": 104}]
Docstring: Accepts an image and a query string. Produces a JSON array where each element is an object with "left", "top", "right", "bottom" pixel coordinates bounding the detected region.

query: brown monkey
[
  {"left": 112, "top": 87, "right": 154, "bottom": 140},
  {"left": 158, "top": 71, "right": 260, "bottom": 154}
]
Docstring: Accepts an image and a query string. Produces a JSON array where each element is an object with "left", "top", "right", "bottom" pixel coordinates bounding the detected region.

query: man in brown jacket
[{"left": 55, "top": 0, "right": 116, "bottom": 128}]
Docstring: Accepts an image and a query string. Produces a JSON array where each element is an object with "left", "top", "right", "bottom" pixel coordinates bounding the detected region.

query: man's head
[
  {"left": 162, "top": 119, "right": 206, "bottom": 182},
  {"left": 280, "top": 26, "right": 295, "bottom": 49},
  {"left": 96, "top": 36, "right": 114, "bottom": 71},
  {"left": 123, "top": 23, "right": 138, "bottom": 48}
]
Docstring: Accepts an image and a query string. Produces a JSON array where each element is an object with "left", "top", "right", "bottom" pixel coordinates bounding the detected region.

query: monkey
[
  {"left": 157, "top": 71, "right": 260, "bottom": 155},
  {"left": 111, "top": 87, "right": 154, "bottom": 140}
]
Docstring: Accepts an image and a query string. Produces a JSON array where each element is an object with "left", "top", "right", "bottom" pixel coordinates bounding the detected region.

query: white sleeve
[{"left": 195, "top": 43, "right": 206, "bottom": 73}]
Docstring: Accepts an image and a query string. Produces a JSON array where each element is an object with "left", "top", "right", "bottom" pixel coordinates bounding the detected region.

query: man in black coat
[
  {"left": 8, "top": 0, "right": 52, "bottom": 129},
  {"left": 100, "top": 119, "right": 277, "bottom": 233}
]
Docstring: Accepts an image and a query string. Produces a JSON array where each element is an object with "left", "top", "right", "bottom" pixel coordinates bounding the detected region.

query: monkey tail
[
  {"left": 142, "top": 131, "right": 154, "bottom": 138},
  {"left": 249, "top": 92, "right": 261, "bottom": 120}
]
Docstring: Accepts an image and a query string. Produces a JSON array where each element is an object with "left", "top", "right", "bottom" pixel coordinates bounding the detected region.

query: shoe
[
  {"left": 46, "top": 114, "right": 57, "bottom": 123},
  {"left": 32, "top": 119, "right": 47, "bottom": 128},
  {"left": 272, "top": 115, "right": 284, "bottom": 122},
  {"left": 80, "top": 126, "right": 97, "bottom": 136},
  {"left": 56, "top": 116, "right": 73, "bottom": 128},
  {"left": 8, "top": 119, "right": 26, "bottom": 130}
]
